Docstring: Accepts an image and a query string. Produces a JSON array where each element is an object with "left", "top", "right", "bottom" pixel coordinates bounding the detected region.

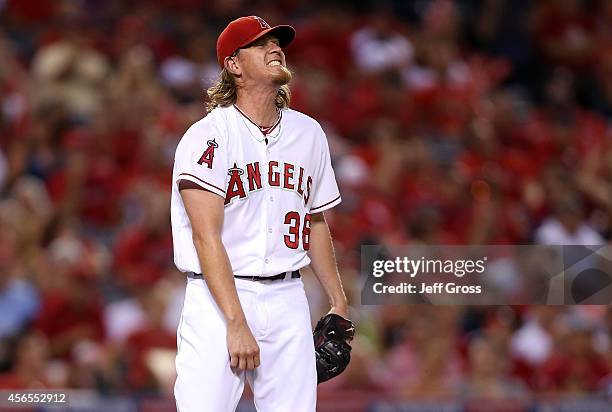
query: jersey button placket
[{"left": 262, "top": 142, "right": 274, "bottom": 274}]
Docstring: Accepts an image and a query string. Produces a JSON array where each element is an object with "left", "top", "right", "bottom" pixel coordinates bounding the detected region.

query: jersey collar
[{"left": 233, "top": 104, "right": 282, "bottom": 143}]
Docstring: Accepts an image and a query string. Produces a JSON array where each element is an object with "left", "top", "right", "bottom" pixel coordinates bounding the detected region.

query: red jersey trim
[
  {"left": 177, "top": 173, "right": 226, "bottom": 195},
  {"left": 310, "top": 195, "right": 342, "bottom": 213}
]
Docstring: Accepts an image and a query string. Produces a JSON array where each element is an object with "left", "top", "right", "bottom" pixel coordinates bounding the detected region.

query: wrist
[
  {"left": 329, "top": 301, "right": 349, "bottom": 318},
  {"left": 331, "top": 302, "right": 348, "bottom": 311},
  {"left": 329, "top": 294, "right": 348, "bottom": 310},
  {"left": 225, "top": 315, "right": 247, "bottom": 328}
]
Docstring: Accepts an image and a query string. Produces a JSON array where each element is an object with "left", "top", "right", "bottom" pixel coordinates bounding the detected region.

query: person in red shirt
[
  {"left": 538, "top": 325, "right": 610, "bottom": 393},
  {"left": 34, "top": 262, "right": 104, "bottom": 359},
  {"left": 113, "top": 186, "right": 173, "bottom": 288},
  {"left": 0, "top": 332, "right": 53, "bottom": 389},
  {"left": 123, "top": 285, "right": 176, "bottom": 392}
]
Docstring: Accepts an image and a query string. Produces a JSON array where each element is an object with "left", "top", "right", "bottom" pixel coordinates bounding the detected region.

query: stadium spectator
[
  {"left": 0, "top": 242, "right": 39, "bottom": 340},
  {"left": 463, "top": 336, "right": 528, "bottom": 400}
]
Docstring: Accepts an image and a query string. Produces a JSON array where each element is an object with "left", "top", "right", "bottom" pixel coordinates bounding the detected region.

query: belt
[{"left": 187, "top": 270, "right": 300, "bottom": 282}]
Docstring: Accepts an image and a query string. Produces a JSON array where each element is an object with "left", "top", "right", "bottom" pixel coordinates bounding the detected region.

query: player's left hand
[
  {"left": 313, "top": 313, "right": 355, "bottom": 383},
  {"left": 328, "top": 305, "right": 349, "bottom": 320}
]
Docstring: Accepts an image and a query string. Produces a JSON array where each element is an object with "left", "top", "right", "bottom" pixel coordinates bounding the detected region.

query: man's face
[{"left": 230, "top": 34, "right": 291, "bottom": 86}]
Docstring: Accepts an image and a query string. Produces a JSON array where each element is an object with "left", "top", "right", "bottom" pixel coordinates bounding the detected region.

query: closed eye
[{"left": 251, "top": 36, "right": 280, "bottom": 48}]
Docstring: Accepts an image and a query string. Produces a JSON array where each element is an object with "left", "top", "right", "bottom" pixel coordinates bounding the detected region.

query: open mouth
[{"left": 268, "top": 60, "right": 282, "bottom": 67}]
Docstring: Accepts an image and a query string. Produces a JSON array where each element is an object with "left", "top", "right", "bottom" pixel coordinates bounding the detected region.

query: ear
[{"left": 225, "top": 56, "right": 241, "bottom": 77}]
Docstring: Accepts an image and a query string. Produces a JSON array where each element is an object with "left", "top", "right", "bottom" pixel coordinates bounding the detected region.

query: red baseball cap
[{"left": 216, "top": 16, "right": 296, "bottom": 68}]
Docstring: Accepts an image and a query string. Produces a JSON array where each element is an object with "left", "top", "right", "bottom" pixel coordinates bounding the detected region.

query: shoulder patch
[{"left": 197, "top": 138, "right": 219, "bottom": 169}]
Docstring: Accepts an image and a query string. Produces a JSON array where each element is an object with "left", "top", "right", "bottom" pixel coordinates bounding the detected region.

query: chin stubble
[{"left": 273, "top": 66, "right": 292, "bottom": 85}]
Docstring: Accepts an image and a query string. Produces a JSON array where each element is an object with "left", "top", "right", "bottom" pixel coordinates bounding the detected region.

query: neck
[{"left": 235, "top": 87, "right": 280, "bottom": 127}]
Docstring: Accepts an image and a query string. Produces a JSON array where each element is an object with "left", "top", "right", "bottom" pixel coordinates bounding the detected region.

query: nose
[{"left": 267, "top": 39, "right": 282, "bottom": 53}]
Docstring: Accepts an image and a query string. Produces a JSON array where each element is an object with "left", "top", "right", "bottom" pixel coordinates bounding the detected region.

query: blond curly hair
[{"left": 206, "top": 68, "right": 291, "bottom": 113}]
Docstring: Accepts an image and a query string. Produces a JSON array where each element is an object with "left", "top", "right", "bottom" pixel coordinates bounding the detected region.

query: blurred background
[{"left": 1, "top": 0, "right": 612, "bottom": 410}]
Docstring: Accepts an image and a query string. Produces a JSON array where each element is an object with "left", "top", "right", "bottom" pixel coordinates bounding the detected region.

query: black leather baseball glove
[{"left": 313, "top": 313, "right": 355, "bottom": 384}]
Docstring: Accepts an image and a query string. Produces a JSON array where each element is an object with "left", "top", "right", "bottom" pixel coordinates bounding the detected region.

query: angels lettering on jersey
[
  {"left": 173, "top": 107, "right": 342, "bottom": 219},
  {"left": 196, "top": 140, "right": 312, "bottom": 205}
]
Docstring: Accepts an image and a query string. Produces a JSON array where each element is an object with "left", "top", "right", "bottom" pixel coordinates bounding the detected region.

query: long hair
[{"left": 206, "top": 68, "right": 291, "bottom": 113}]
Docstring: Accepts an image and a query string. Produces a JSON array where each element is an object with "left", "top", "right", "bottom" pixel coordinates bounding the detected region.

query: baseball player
[{"left": 171, "top": 16, "right": 349, "bottom": 412}]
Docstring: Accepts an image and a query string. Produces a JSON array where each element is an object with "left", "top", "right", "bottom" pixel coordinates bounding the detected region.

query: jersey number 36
[{"left": 284, "top": 212, "right": 311, "bottom": 250}]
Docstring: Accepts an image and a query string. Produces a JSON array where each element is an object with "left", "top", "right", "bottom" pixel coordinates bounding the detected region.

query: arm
[
  {"left": 308, "top": 212, "right": 349, "bottom": 318},
  {"left": 180, "top": 181, "right": 260, "bottom": 370}
]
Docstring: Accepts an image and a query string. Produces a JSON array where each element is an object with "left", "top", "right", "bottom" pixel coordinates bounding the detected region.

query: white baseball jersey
[{"left": 170, "top": 105, "right": 341, "bottom": 277}]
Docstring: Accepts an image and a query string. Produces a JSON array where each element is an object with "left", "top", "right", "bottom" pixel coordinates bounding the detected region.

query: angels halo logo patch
[{"left": 197, "top": 139, "right": 219, "bottom": 169}]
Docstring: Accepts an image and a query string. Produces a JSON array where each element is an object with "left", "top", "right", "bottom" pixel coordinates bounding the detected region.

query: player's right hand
[{"left": 227, "top": 320, "right": 260, "bottom": 371}]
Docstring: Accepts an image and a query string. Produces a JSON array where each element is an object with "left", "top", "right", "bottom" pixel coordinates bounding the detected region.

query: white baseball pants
[{"left": 174, "top": 276, "right": 317, "bottom": 412}]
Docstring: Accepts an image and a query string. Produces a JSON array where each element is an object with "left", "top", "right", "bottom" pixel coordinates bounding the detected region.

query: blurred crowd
[{"left": 1, "top": 0, "right": 612, "bottom": 404}]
